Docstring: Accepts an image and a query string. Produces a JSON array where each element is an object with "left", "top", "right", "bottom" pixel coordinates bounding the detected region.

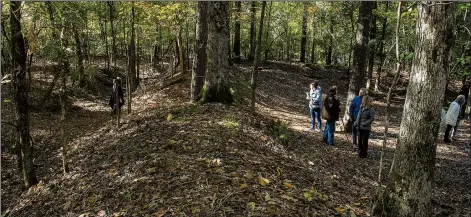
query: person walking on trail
[
  {"left": 306, "top": 82, "right": 322, "bottom": 132},
  {"left": 444, "top": 95, "right": 466, "bottom": 143},
  {"left": 353, "top": 96, "right": 375, "bottom": 158},
  {"left": 322, "top": 86, "right": 340, "bottom": 145},
  {"left": 109, "top": 77, "right": 125, "bottom": 115},
  {"left": 349, "top": 88, "right": 366, "bottom": 147}
]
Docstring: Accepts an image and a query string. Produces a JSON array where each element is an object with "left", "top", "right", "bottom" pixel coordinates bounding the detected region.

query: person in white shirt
[{"left": 444, "top": 95, "right": 465, "bottom": 143}]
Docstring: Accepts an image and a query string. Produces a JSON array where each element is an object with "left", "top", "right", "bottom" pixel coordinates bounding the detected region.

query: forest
[{"left": 1, "top": 1, "right": 470, "bottom": 217}]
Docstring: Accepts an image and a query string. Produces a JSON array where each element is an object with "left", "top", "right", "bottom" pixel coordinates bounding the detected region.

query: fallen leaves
[{"left": 258, "top": 176, "right": 270, "bottom": 186}]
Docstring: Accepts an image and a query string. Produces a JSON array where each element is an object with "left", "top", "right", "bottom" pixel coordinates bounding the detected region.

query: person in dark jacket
[
  {"left": 322, "top": 86, "right": 341, "bottom": 145},
  {"left": 353, "top": 96, "right": 375, "bottom": 158},
  {"left": 109, "top": 77, "right": 125, "bottom": 115},
  {"left": 349, "top": 88, "right": 366, "bottom": 147}
]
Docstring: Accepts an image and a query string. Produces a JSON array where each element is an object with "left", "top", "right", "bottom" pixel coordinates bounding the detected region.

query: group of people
[
  {"left": 443, "top": 81, "right": 469, "bottom": 143},
  {"left": 307, "top": 80, "right": 470, "bottom": 158},
  {"left": 306, "top": 83, "right": 375, "bottom": 158}
]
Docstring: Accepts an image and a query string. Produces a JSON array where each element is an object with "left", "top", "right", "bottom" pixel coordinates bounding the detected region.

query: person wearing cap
[{"left": 322, "top": 86, "right": 341, "bottom": 145}]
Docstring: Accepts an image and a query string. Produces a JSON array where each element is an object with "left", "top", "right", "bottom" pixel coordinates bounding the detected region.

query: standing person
[
  {"left": 353, "top": 96, "right": 375, "bottom": 158},
  {"left": 109, "top": 77, "right": 125, "bottom": 115},
  {"left": 444, "top": 95, "right": 465, "bottom": 143},
  {"left": 454, "top": 81, "right": 470, "bottom": 137},
  {"left": 349, "top": 88, "right": 366, "bottom": 147},
  {"left": 322, "top": 86, "right": 341, "bottom": 145},
  {"left": 306, "top": 82, "right": 322, "bottom": 132}
]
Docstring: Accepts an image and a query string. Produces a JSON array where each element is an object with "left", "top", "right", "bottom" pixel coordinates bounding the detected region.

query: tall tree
[
  {"left": 10, "top": 1, "right": 38, "bottom": 188},
  {"left": 201, "top": 1, "right": 233, "bottom": 103},
  {"left": 300, "top": 2, "right": 308, "bottom": 63},
  {"left": 373, "top": 2, "right": 456, "bottom": 216},
  {"left": 310, "top": 10, "right": 316, "bottom": 64},
  {"left": 191, "top": 1, "right": 208, "bottom": 101},
  {"left": 326, "top": 16, "right": 334, "bottom": 65},
  {"left": 263, "top": 2, "right": 273, "bottom": 62},
  {"left": 233, "top": 1, "right": 241, "bottom": 63},
  {"left": 375, "top": 2, "right": 390, "bottom": 92},
  {"left": 107, "top": 1, "right": 117, "bottom": 70},
  {"left": 344, "top": 2, "right": 374, "bottom": 121},
  {"left": 251, "top": 1, "right": 267, "bottom": 112},
  {"left": 366, "top": 2, "right": 378, "bottom": 91},
  {"left": 129, "top": 2, "right": 138, "bottom": 91},
  {"left": 73, "top": 23, "right": 85, "bottom": 88},
  {"left": 249, "top": 2, "right": 256, "bottom": 61}
]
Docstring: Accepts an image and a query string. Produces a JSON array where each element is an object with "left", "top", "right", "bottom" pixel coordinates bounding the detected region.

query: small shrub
[{"left": 266, "top": 119, "right": 293, "bottom": 144}]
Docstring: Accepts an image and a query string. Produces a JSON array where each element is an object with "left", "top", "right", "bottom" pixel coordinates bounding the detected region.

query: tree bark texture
[
  {"left": 191, "top": 1, "right": 208, "bottom": 101},
  {"left": 249, "top": 2, "right": 256, "bottom": 61},
  {"left": 201, "top": 2, "right": 233, "bottom": 103},
  {"left": 10, "top": 1, "right": 38, "bottom": 188},
  {"left": 366, "top": 2, "right": 378, "bottom": 91},
  {"left": 251, "top": 1, "right": 266, "bottom": 112},
  {"left": 373, "top": 2, "right": 456, "bottom": 216},
  {"left": 233, "top": 1, "right": 241, "bottom": 62}
]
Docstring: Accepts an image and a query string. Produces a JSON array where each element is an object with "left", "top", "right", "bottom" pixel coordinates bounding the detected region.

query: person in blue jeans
[
  {"left": 349, "top": 88, "right": 366, "bottom": 147},
  {"left": 306, "top": 82, "right": 322, "bottom": 132},
  {"left": 322, "top": 86, "right": 341, "bottom": 145}
]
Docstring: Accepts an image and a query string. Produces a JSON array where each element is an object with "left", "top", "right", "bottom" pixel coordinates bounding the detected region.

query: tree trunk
[
  {"left": 310, "top": 10, "right": 316, "bottom": 64},
  {"left": 10, "top": 1, "right": 38, "bottom": 188},
  {"left": 73, "top": 24, "right": 85, "bottom": 87},
  {"left": 177, "top": 28, "right": 185, "bottom": 74},
  {"left": 153, "top": 24, "right": 161, "bottom": 73},
  {"left": 191, "top": 1, "right": 208, "bottom": 101},
  {"left": 373, "top": 2, "right": 456, "bottom": 216},
  {"left": 104, "top": 17, "right": 109, "bottom": 72},
  {"left": 129, "top": 2, "right": 137, "bottom": 91},
  {"left": 344, "top": 2, "right": 373, "bottom": 122},
  {"left": 375, "top": 2, "right": 390, "bottom": 92},
  {"left": 326, "top": 17, "right": 334, "bottom": 66},
  {"left": 251, "top": 1, "right": 266, "bottom": 112},
  {"left": 107, "top": 1, "right": 117, "bottom": 70},
  {"left": 264, "top": 2, "right": 273, "bottom": 62},
  {"left": 249, "top": 1, "right": 256, "bottom": 61},
  {"left": 201, "top": 2, "right": 233, "bottom": 103},
  {"left": 366, "top": 2, "right": 378, "bottom": 91},
  {"left": 233, "top": 1, "right": 241, "bottom": 63},
  {"left": 300, "top": 2, "right": 308, "bottom": 63}
]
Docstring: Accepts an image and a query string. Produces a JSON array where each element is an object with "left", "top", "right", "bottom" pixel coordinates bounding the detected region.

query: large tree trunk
[
  {"left": 366, "top": 2, "right": 378, "bottom": 91},
  {"left": 233, "top": 1, "right": 241, "bottom": 63},
  {"left": 251, "top": 1, "right": 266, "bottom": 112},
  {"left": 73, "top": 24, "right": 85, "bottom": 87},
  {"left": 10, "top": 1, "right": 38, "bottom": 188},
  {"left": 129, "top": 3, "right": 137, "bottom": 91},
  {"left": 248, "top": 2, "right": 256, "bottom": 61},
  {"left": 264, "top": 2, "right": 273, "bottom": 62},
  {"left": 344, "top": 2, "right": 373, "bottom": 121},
  {"left": 107, "top": 1, "right": 117, "bottom": 70},
  {"left": 201, "top": 2, "right": 233, "bottom": 103},
  {"left": 326, "top": 16, "right": 334, "bottom": 66},
  {"left": 375, "top": 2, "right": 390, "bottom": 92},
  {"left": 373, "top": 2, "right": 456, "bottom": 216},
  {"left": 300, "top": 2, "right": 308, "bottom": 63},
  {"left": 191, "top": 1, "right": 208, "bottom": 101}
]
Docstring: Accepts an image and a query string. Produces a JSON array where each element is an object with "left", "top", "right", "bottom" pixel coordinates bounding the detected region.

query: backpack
[{"left": 310, "top": 90, "right": 321, "bottom": 108}]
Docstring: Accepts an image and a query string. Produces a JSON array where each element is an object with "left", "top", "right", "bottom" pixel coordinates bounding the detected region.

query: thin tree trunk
[
  {"left": 375, "top": 2, "right": 390, "bottom": 92},
  {"left": 310, "top": 8, "right": 316, "bottom": 64},
  {"left": 233, "top": 1, "right": 241, "bottom": 63},
  {"left": 249, "top": 1, "right": 256, "bottom": 61},
  {"left": 378, "top": 1, "right": 402, "bottom": 184},
  {"left": 366, "top": 2, "right": 378, "bottom": 91},
  {"left": 251, "top": 1, "right": 266, "bottom": 113},
  {"left": 344, "top": 2, "right": 373, "bottom": 122},
  {"left": 264, "top": 1, "right": 273, "bottom": 62},
  {"left": 326, "top": 17, "right": 334, "bottom": 66},
  {"left": 107, "top": 1, "right": 117, "bottom": 70},
  {"left": 11, "top": 1, "right": 38, "bottom": 187},
  {"left": 347, "top": 4, "right": 355, "bottom": 76},
  {"left": 177, "top": 28, "right": 185, "bottom": 74},
  {"left": 201, "top": 2, "right": 233, "bottom": 103},
  {"left": 300, "top": 2, "right": 308, "bottom": 63},
  {"left": 373, "top": 2, "right": 456, "bottom": 216},
  {"left": 104, "top": 17, "right": 109, "bottom": 72},
  {"left": 129, "top": 2, "right": 137, "bottom": 91},
  {"left": 191, "top": 1, "right": 208, "bottom": 101},
  {"left": 73, "top": 24, "right": 85, "bottom": 87}
]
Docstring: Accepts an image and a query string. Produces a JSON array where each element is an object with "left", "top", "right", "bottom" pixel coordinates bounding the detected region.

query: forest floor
[{"left": 1, "top": 60, "right": 470, "bottom": 217}]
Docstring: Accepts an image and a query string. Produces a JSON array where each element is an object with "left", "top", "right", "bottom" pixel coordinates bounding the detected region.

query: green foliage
[
  {"left": 303, "top": 187, "right": 329, "bottom": 202},
  {"left": 266, "top": 119, "right": 293, "bottom": 144},
  {"left": 222, "top": 115, "right": 239, "bottom": 130}
]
